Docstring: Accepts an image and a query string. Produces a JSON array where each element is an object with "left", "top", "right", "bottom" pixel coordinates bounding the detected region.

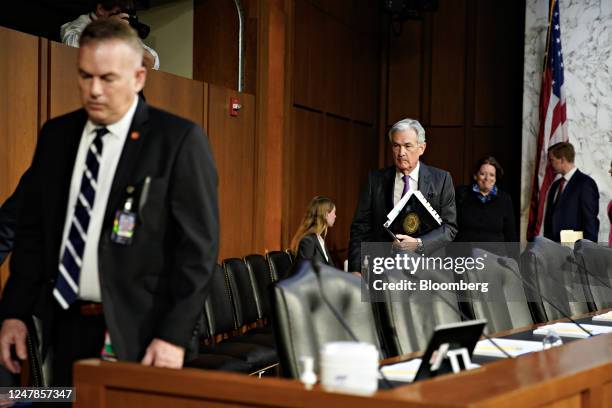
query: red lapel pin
[{"left": 130, "top": 131, "right": 140, "bottom": 140}]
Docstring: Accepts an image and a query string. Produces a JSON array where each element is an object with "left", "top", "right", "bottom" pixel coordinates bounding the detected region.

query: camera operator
[{"left": 60, "top": 0, "right": 159, "bottom": 70}]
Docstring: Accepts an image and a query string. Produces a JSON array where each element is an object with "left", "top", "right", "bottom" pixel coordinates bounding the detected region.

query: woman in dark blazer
[
  {"left": 290, "top": 196, "right": 337, "bottom": 267},
  {"left": 455, "top": 156, "right": 517, "bottom": 255}
]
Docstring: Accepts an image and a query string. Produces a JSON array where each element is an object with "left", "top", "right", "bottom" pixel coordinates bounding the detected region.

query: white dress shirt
[
  {"left": 393, "top": 162, "right": 420, "bottom": 206},
  {"left": 58, "top": 97, "right": 138, "bottom": 302},
  {"left": 316, "top": 234, "right": 329, "bottom": 262},
  {"left": 60, "top": 13, "right": 160, "bottom": 70}
]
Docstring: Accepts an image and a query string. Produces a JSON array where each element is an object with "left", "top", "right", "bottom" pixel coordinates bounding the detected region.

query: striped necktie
[{"left": 54, "top": 127, "right": 109, "bottom": 309}]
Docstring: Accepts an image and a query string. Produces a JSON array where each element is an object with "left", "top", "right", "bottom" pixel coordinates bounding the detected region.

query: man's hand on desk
[{"left": 141, "top": 338, "right": 185, "bottom": 369}]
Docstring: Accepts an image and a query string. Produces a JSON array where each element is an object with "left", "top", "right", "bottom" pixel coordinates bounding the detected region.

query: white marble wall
[{"left": 521, "top": 0, "right": 612, "bottom": 243}]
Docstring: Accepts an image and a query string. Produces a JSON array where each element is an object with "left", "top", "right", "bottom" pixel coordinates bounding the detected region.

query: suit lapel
[
  {"left": 418, "top": 162, "right": 432, "bottom": 199},
  {"left": 383, "top": 166, "right": 396, "bottom": 214},
  {"left": 556, "top": 170, "right": 579, "bottom": 207},
  {"left": 51, "top": 110, "right": 89, "bottom": 243},
  {"left": 103, "top": 98, "right": 149, "bottom": 226}
]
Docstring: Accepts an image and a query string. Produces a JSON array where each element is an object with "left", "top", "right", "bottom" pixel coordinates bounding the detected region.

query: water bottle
[{"left": 542, "top": 329, "right": 563, "bottom": 349}]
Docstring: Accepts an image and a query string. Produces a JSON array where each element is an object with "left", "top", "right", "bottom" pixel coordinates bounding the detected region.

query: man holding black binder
[{"left": 348, "top": 118, "right": 457, "bottom": 272}]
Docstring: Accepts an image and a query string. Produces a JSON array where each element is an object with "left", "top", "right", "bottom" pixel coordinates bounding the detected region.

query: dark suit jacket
[
  {"left": 348, "top": 163, "right": 457, "bottom": 272},
  {"left": 544, "top": 169, "right": 599, "bottom": 242},
  {"left": 295, "top": 234, "right": 334, "bottom": 268},
  {"left": 0, "top": 99, "right": 219, "bottom": 361}
]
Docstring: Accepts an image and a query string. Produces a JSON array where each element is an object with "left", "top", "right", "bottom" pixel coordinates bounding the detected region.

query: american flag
[{"left": 527, "top": 0, "right": 568, "bottom": 241}]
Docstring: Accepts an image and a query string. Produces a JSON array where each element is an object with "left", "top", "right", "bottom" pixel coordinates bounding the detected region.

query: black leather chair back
[
  {"left": 270, "top": 261, "right": 383, "bottom": 378},
  {"left": 203, "top": 264, "right": 239, "bottom": 336},
  {"left": 466, "top": 248, "right": 534, "bottom": 333},
  {"left": 224, "top": 258, "right": 260, "bottom": 325},
  {"left": 244, "top": 254, "right": 273, "bottom": 319},
  {"left": 520, "top": 237, "right": 590, "bottom": 321},
  {"left": 574, "top": 239, "right": 612, "bottom": 310},
  {"left": 375, "top": 268, "right": 461, "bottom": 356},
  {"left": 266, "top": 251, "right": 292, "bottom": 280}
]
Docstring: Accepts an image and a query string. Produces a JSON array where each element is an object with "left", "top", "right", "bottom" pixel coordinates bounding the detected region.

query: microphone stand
[{"left": 497, "top": 258, "right": 593, "bottom": 337}]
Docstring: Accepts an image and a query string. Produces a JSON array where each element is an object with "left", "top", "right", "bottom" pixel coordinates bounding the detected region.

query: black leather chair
[
  {"left": 244, "top": 253, "right": 274, "bottom": 319},
  {"left": 374, "top": 267, "right": 461, "bottom": 356},
  {"left": 270, "top": 260, "right": 384, "bottom": 378},
  {"left": 574, "top": 239, "right": 612, "bottom": 310},
  {"left": 223, "top": 258, "right": 275, "bottom": 348},
  {"left": 189, "top": 264, "right": 276, "bottom": 372},
  {"left": 266, "top": 250, "right": 293, "bottom": 280},
  {"left": 465, "top": 248, "right": 534, "bottom": 333},
  {"left": 520, "top": 237, "right": 591, "bottom": 321}
]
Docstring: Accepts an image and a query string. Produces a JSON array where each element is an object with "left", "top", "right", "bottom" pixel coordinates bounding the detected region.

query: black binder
[{"left": 384, "top": 190, "right": 442, "bottom": 237}]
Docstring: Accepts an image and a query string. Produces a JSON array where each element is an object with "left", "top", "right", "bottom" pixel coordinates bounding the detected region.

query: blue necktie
[{"left": 54, "top": 127, "right": 108, "bottom": 309}]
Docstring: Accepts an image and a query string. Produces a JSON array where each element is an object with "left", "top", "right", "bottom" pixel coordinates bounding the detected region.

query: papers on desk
[
  {"left": 592, "top": 311, "right": 612, "bottom": 322},
  {"left": 379, "top": 359, "right": 422, "bottom": 382},
  {"left": 474, "top": 338, "right": 543, "bottom": 358},
  {"left": 533, "top": 322, "right": 612, "bottom": 338}
]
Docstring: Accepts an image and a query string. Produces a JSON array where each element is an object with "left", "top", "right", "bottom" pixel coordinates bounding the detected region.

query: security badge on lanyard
[{"left": 111, "top": 186, "right": 137, "bottom": 245}]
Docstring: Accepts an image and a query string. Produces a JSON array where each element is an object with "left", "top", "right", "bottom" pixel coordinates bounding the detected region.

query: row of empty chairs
[{"left": 270, "top": 237, "right": 612, "bottom": 377}]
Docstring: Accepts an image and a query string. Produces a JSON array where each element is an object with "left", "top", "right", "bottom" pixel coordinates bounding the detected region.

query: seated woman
[
  {"left": 290, "top": 196, "right": 337, "bottom": 268},
  {"left": 455, "top": 156, "right": 517, "bottom": 255}
]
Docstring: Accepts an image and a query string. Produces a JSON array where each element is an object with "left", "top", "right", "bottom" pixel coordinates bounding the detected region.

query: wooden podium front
[{"left": 74, "top": 332, "right": 612, "bottom": 408}]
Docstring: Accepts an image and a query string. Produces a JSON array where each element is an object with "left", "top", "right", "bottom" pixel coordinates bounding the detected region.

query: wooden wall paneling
[
  {"left": 351, "top": 34, "right": 377, "bottom": 125},
  {"left": 0, "top": 27, "right": 40, "bottom": 290},
  {"left": 287, "top": 107, "right": 324, "bottom": 248},
  {"left": 430, "top": 0, "right": 466, "bottom": 126},
  {"left": 351, "top": 0, "right": 379, "bottom": 35},
  {"left": 193, "top": 0, "right": 238, "bottom": 91},
  {"left": 318, "top": 0, "right": 352, "bottom": 26},
  {"left": 322, "top": 16, "right": 352, "bottom": 118},
  {"left": 387, "top": 19, "right": 423, "bottom": 126},
  {"left": 253, "top": 0, "right": 285, "bottom": 254},
  {"left": 323, "top": 115, "right": 352, "bottom": 258},
  {"left": 38, "top": 38, "right": 49, "bottom": 128},
  {"left": 48, "top": 41, "right": 81, "bottom": 119},
  {"left": 292, "top": 0, "right": 325, "bottom": 111},
  {"left": 421, "top": 127, "right": 464, "bottom": 185},
  {"left": 473, "top": 0, "right": 515, "bottom": 127},
  {"left": 207, "top": 85, "right": 256, "bottom": 259},
  {"left": 144, "top": 70, "right": 206, "bottom": 129}
]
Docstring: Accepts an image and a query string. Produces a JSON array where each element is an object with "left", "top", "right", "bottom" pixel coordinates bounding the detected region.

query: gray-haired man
[{"left": 348, "top": 118, "right": 457, "bottom": 272}]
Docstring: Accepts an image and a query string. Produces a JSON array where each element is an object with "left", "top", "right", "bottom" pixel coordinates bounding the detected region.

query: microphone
[
  {"left": 311, "top": 260, "right": 395, "bottom": 389},
  {"left": 497, "top": 258, "right": 593, "bottom": 337},
  {"left": 566, "top": 255, "right": 612, "bottom": 294},
  {"left": 425, "top": 285, "right": 513, "bottom": 359}
]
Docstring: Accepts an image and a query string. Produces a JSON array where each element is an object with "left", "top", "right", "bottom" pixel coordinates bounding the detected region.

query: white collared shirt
[
  {"left": 59, "top": 96, "right": 139, "bottom": 302},
  {"left": 316, "top": 234, "right": 329, "bottom": 262},
  {"left": 562, "top": 166, "right": 578, "bottom": 184},
  {"left": 393, "top": 162, "right": 420, "bottom": 206}
]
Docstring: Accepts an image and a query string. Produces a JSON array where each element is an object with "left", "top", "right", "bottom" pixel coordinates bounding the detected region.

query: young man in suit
[
  {"left": 348, "top": 118, "right": 457, "bottom": 272},
  {"left": 544, "top": 142, "right": 599, "bottom": 242},
  {"left": 0, "top": 19, "right": 218, "bottom": 385}
]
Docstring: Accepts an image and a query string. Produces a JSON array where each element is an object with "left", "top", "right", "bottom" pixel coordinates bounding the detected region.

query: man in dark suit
[
  {"left": 348, "top": 118, "right": 457, "bottom": 272},
  {"left": 544, "top": 142, "right": 599, "bottom": 242},
  {"left": 0, "top": 19, "right": 218, "bottom": 385}
]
